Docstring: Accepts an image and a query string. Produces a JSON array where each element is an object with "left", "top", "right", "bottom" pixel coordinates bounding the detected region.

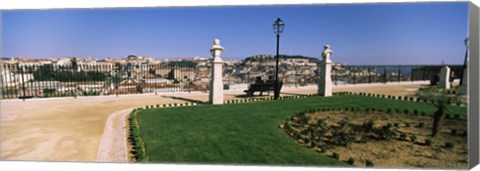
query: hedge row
[
  {"left": 224, "top": 94, "right": 318, "bottom": 104},
  {"left": 128, "top": 109, "right": 149, "bottom": 162},
  {"left": 142, "top": 102, "right": 199, "bottom": 110},
  {"left": 341, "top": 91, "right": 466, "bottom": 107}
]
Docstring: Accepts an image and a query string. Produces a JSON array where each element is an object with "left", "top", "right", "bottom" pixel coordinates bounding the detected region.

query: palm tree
[{"left": 417, "top": 88, "right": 462, "bottom": 136}]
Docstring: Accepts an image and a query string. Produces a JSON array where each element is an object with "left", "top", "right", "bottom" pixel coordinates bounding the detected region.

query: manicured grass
[{"left": 134, "top": 95, "right": 466, "bottom": 165}]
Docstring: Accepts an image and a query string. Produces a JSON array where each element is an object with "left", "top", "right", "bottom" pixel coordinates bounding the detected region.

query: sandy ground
[{"left": 0, "top": 81, "right": 430, "bottom": 162}]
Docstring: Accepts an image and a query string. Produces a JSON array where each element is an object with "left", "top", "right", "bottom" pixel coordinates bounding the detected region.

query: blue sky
[{"left": 2, "top": 2, "right": 468, "bottom": 64}]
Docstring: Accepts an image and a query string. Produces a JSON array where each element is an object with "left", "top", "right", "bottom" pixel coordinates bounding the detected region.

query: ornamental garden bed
[{"left": 281, "top": 109, "right": 467, "bottom": 169}]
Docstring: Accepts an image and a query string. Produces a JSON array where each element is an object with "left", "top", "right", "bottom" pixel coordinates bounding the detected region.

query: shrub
[
  {"left": 417, "top": 121, "right": 425, "bottom": 128},
  {"left": 316, "top": 119, "right": 327, "bottom": 128},
  {"left": 425, "top": 138, "right": 433, "bottom": 146},
  {"left": 346, "top": 157, "right": 355, "bottom": 165},
  {"left": 332, "top": 152, "right": 340, "bottom": 159},
  {"left": 303, "top": 137, "right": 310, "bottom": 144},
  {"left": 420, "top": 111, "right": 427, "bottom": 116},
  {"left": 394, "top": 122, "right": 400, "bottom": 127},
  {"left": 310, "top": 140, "right": 318, "bottom": 148},
  {"left": 395, "top": 109, "right": 400, "bottom": 113},
  {"left": 332, "top": 131, "right": 355, "bottom": 147},
  {"left": 387, "top": 109, "right": 392, "bottom": 113},
  {"left": 345, "top": 107, "right": 349, "bottom": 111},
  {"left": 404, "top": 109, "right": 410, "bottom": 114},
  {"left": 371, "top": 107, "right": 376, "bottom": 111},
  {"left": 285, "top": 121, "right": 292, "bottom": 130},
  {"left": 320, "top": 146, "right": 328, "bottom": 153},
  {"left": 294, "top": 132, "right": 302, "bottom": 140},
  {"left": 386, "top": 123, "right": 393, "bottom": 129},
  {"left": 299, "top": 116, "right": 309, "bottom": 125},
  {"left": 451, "top": 129, "right": 457, "bottom": 134},
  {"left": 410, "top": 135, "right": 417, "bottom": 142},
  {"left": 445, "top": 141, "right": 455, "bottom": 148},
  {"left": 362, "top": 120, "right": 375, "bottom": 132},
  {"left": 365, "top": 159, "right": 374, "bottom": 167},
  {"left": 413, "top": 109, "right": 419, "bottom": 115},
  {"left": 301, "top": 129, "right": 310, "bottom": 135},
  {"left": 405, "top": 122, "right": 411, "bottom": 127},
  {"left": 377, "top": 125, "right": 397, "bottom": 140},
  {"left": 360, "top": 135, "right": 370, "bottom": 143},
  {"left": 399, "top": 133, "right": 407, "bottom": 140}
]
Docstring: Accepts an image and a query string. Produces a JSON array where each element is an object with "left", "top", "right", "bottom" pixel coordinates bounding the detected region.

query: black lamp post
[{"left": 273, "top": 18, "right": 285, "bottom": 100}]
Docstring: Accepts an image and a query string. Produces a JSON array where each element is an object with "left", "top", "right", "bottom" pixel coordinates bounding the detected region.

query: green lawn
[{"left": 133, "top": 95, "right": 466, "bottom": 165}]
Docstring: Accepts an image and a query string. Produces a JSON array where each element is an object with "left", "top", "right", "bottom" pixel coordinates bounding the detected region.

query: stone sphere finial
[
  {"left": 210, "top": 38, "right": 224, "bottom": 60},
  {"left": 322, "top": 44, "right": 333, "bottom": 60},
  {"left": 211, "top": 38, "right": 224, "bottom": 51}
]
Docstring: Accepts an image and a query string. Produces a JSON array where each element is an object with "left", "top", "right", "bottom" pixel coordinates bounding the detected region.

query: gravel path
[{"left": 96, "top": 108, "right": 133, "bottom": 162}]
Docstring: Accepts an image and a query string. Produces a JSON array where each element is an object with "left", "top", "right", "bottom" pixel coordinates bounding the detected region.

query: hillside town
[
  {"left": 0, "top": 54, "right": 456, "bottom": 99},
  {"left": 0, "top": 54, "right": 328, "bottom": 98}
]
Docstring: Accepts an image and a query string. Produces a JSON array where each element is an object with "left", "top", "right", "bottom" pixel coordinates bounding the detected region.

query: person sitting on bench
[
  {"left": 244, "top": 77, "right": 281, "bottom": 97},
  {"left": 255, "top": 76, "right": 265, "bottom": 96},
  {"left": 266, "top": 76, "right": 274, "bottom": 84}
]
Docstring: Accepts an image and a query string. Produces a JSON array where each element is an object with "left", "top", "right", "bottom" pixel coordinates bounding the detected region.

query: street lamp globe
[{"left": 273, "top": 18, "right": 285, "bottom": 34}]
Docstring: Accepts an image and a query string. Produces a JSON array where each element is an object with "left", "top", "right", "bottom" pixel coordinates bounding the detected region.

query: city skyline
[{"left": 2, "top": 2, "right": 468, "bottom": 65}]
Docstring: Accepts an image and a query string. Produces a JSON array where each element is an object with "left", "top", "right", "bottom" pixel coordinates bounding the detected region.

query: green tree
[
  {"left": 33, "top": 64, "right": 55, "bottom": 81},
  {"left": 417, "top": 89, "right": 462, "bottom": 136},
  {"left": 167, "top": 68, "right": 175, "bottom": 80},
  {"left": 71, "top": 57, "right": 78, "bottom": 71}
]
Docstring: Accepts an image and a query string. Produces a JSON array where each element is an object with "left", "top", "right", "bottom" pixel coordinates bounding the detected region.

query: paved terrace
[{"left": 1, "top": 81, "right": 431, "bottom": 162}]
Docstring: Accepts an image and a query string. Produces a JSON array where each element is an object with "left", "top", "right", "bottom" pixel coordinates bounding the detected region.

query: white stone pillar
[
  {"left": 457, "top": 67, "right": 467, "bottom": 95},
  {"left": 318, "top": 45, "right": 333, "bottom": 97},
  {"left": 439, "top": 65, "right": 451, "bottom": 89},
  {"left": 209, "top": 39, "right": 224, "bottom": 105}
]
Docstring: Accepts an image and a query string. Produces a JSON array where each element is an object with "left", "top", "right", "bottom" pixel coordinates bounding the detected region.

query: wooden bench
[{"left": 244, "top": 82, "right": 283, "bottom": 96}]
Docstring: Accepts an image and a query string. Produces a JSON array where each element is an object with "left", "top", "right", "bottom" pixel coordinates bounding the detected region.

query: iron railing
[
  {"left": 0, "top": 63, "right": 209, "bottom": 99},
  {"left": 1, "top": 62, "right": 463, "bottom": 100},
  {"left": 331, "top": 65, "right": 464, "bottom": 85}
]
